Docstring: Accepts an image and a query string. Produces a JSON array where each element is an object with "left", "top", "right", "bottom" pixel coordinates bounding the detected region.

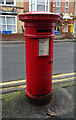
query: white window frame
[
  {"left": 63, "top": 22, "right": 68, "bottom": 32},
  {"left": 0, "top": 0, "right": 16, "bottom": 6},
  {"left": 29, "top": 0, "right": 49, "bottom": 12},
  {"left": 65, "top": 0, "right": 69, "bottom": 15},
  {"left": 0, "top": 15, "right": 17, "bottom": 33},
  {"left": 74, "top": 20, "right": 76, "bottom": 34},
  {"left": 56, "top": 0, "right": 60, "bottom": 14}
]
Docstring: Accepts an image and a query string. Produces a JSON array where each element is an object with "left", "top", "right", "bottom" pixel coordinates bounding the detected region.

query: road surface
[{"left": 1, "top": 41, "right": 75, "bottom": 82}]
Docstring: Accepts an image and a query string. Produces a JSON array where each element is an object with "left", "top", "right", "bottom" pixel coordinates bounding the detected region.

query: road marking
[
  {"left": 52, "top": 72, "right": 76, "bottom": 78},
  {"left": 2, "top": 85, "right": 26, "bottom": 91},
  {"left": 1, "top": 77, "right": 75, "bottom": 89},
  {"left": 1, "top": 77, "right": 75, "bottom": 94},
  {"left": 0, "top": 72, "right": 75, "bottom": 86},
  {"left": 0, "top": 80, "right": 26, "bottom": 86},
  {"left": 1, "top": 76, "right": 76, "bottom": 94},
  {"left": 52, "top": 77, "right": 75, "bottom": 83}
]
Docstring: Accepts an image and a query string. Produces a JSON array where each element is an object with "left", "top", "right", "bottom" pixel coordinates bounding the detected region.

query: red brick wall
[
  {"left": 53, "top": 2, "right": 56, "bottom": 13},
  {"left": 23, "top": 1, "right": 75, "bottom": 15},
  {"left": 72, "top": 19, "right": 74, "bottom": 24},
  {"left": 69, "top": 1, "right": 74, "bottom": 15},
  {"left": 60, "top": 2, "right": 65, "bottom": 14},
  {"left": 24, "top": 1, "right": 29, "bottom": 12},
  {"left": 49, "top": 2, "right": 51, "bottom": 12},
  {"left": 52, "top": 0, "right": 74, "bottom": 15},
  {"left": 0, "top": 34, "right": 25, "bottom": 41},
  {"left": 52, "top": 1, "right": 65, "bottom": 14}
]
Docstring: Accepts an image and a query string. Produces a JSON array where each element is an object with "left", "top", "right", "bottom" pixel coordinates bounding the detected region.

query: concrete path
[{"left": 0, "top": 39, "right": 76, "bottom": 44}]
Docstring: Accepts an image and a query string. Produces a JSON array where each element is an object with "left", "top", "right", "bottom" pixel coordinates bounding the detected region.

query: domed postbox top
[{"left": 19, "top": 11, "right": 60, "bottom": 22}]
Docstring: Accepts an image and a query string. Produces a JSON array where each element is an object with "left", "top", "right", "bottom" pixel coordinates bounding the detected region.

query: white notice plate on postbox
[{"left": 39, "top": 38, "right": 49, "bottom": 56}]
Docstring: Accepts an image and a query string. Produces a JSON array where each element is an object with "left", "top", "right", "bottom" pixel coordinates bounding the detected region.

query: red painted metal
[{"left": 19, "top": 11, "right": 60, "bottom": 100}]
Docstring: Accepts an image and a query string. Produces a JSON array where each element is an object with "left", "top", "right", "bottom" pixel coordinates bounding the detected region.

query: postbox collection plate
[{"left": 38, "top": 38, "right": 49, "bottom": 56}]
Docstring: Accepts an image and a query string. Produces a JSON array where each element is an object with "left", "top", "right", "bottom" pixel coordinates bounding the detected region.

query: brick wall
[
  {"left": 49, "top": 2, "right": 51, "bottom": 12},
  {"left": 0, "top": 34, "right": 25, "bottom": 41},
  {"left": 69, "top": 1, "right": 74, "bottom": 15},
  {"left": 16, "top": 2, "right": 24, "bottom": 34},
  {"left": 52, "top": 0, "right": 74, "bottom": 15},
  {"left": 24, "top": 1, "right": 29, "bottom": 12},
  {"left": 23, "top": 0, "right": 75, "bottom": 15},
  {"left": 60, "top": 2, "right": 65, "bottom": 14},
  {"left": 75, "top": 1, "right": 76, "bottom": 15},
  {"left": 53, "top": 2, "right": 56, "bottom": 13},
  {"left": 0, "top": 2, "right": 24, "bottom": 34}
]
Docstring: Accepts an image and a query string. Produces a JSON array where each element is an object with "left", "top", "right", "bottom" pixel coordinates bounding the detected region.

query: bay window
[
  {"left": 0, "top": 0, "right": 4, "bottom": 4},
  {"left": 29, "top": 0, "right": 49, "bottom": 12},
  {"left": 31, "top": 0, "right": 35, "bottom": 11},
  {"left": 0, "top": 0, "right": 16, "bottom": 6},
  {"left": 37, "top": 0, "right": 45, "bottom": 11},
  {"left": 0, "top": 15, "right": 17, "bottom": 33}
]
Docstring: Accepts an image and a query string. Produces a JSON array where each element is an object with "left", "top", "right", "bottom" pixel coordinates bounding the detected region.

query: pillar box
[{"left": 19, "top": 12, "right": 60, "bottom": 101}]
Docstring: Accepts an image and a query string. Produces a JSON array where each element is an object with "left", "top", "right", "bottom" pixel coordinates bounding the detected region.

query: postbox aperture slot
[
  {"left": 38, "top": 38, "right": 49, "bottom": 56},
  {"left": 37, "top": 30, "right": 51, "bottom": 33}
]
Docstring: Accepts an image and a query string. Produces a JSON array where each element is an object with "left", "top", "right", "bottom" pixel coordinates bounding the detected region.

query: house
[
  {"left": 0, "top": 0, "right": 24, "bottom": 34},
  {"left": 23, "top": 0, "right": 75, "bottom": 35},
  {"left": 24, "top": 0, "right": 50, "bottom": 12},
  {"left": 53, "top": 0, "right": 75, "bottom": 34},
  {"left": 1, "top": 0, "right": 75, "bottom": 38}
]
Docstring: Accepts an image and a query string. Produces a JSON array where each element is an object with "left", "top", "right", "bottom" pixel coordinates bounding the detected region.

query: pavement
[
  {"left": 0, "top": 38, "right": 76, "bottom": 44},
  {"left": 1, "top": 72, "right": 76, "bottom": 119}
]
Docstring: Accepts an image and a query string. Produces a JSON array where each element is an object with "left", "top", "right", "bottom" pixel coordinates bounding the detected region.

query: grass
[
  {"left": 5, "top": 97, "right": 12, "bottom": 102},
  {"left": 2, "top": 91, "right": 25, "bottom": 101}
]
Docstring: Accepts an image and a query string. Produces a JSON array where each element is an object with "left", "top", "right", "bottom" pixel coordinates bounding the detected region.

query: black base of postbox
[{"left": 26, "top": 94, "right": 52, "bottom": 106}]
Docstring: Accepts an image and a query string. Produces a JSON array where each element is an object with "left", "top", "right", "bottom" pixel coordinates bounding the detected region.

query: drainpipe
[
  {"left": 51, "top": 0, "right": 53, "bottom": 12},
  {"left": 60, "top": 13, "right": 63, "bottom": 34}
]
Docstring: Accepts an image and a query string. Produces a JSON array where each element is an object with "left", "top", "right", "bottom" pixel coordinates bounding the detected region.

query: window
[
  {"left": 0, "top": 15, "right": 17, "bottom": 33},
  {"left": 6, "top": 0, "right": 14, "bottom": 5},
  {"left": 0, "top": 0, "right": 4, "bottom": 4},
  {"left": 37, "top": 0, "right": 45, "bottom": 11},
  {"left": 29, "top": 0, "right": 49, "bottom": 12},
  {"left": 46, "top": 0, "right": 48, "bottom": 12},
  {"left": 56, "top": 0, "right": 60, "bottom": 14},
  {"left": 0, "top": 0, "right": 16, "bottom": 6},
  {"left": 31, "top": 0, "right": 35, "bottom": 11},
  {"left": 65, "top": 0, "right": 69, "bottom": 14}
]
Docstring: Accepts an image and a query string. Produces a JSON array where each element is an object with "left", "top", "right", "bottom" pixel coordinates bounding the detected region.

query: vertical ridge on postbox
[{"left": 19, "top": 11, "right": 60, "bottom": 99}]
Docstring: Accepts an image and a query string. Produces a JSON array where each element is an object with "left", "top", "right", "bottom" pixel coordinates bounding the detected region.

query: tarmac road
[{"left": 1, "top": 41, "right": 75, "bottom": 83}]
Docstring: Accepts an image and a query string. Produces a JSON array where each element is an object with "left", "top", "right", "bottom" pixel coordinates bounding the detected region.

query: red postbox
[{"left": 19, "top": 12, "right": 60, "bottom": 101}]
